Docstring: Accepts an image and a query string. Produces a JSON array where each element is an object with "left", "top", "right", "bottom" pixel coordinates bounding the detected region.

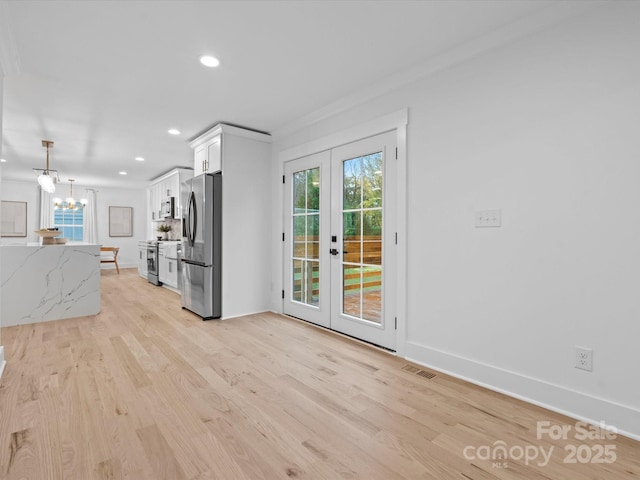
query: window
[{"left": 53, "top": 208, "right": 83, "bottom": 241}]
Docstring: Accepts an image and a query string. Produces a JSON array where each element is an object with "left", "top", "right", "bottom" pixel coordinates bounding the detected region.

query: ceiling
[{"left": 0, "top": 0, "right": 596, "bottom": 189}]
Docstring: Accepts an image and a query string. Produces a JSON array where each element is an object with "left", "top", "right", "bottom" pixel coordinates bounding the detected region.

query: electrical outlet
[
  {"left": 475, "top": 209, "right": 501, "bottom": 228},
  {"left": 575, "top": 346, "right": 593, "bottom": 372}
]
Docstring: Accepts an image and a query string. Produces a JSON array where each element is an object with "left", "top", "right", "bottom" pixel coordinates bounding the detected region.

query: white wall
[
  {"left": 221, "top": 132, "right": 272, "bottom": 319},
  {"left": 0, "top": 180, "right": 146, "bottom": 269},
  {"left": 0, "top": 70, "right": 4, "bottom": 362},
  {"left": 0, "top": 181, "right": 40, "bottom": 244},
  {"left": 94, "top": 185, "right": 147, "bottom": 268},
  {"left": 271, "top": 3, "right": 640, "bottom": 438}
]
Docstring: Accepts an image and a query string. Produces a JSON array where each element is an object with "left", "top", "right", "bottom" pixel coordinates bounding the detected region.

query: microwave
[{"left": 161, "top": 197, "right": 175, "bottom": 218}]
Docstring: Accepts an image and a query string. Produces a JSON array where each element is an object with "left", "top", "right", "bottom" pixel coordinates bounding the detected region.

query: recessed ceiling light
[
  {"left": 135, "top": 156, "right": 144, "bottom": 162},
  {"left": 200, "top": 55, "right": 220, "bottom": 67},
  {"left": 168, "top": 128, "right": 181, "bottom": 135},
  {"left": 119, "top": 171, "right": 127, "bottom": 175},
  {"left": 0, "top": 158, "right": 6, "bottom": 163}
]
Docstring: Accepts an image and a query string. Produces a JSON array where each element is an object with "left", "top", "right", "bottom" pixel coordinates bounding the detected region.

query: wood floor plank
[
  {"left": 0, "top": 268, "right": 638, "bottom": 480},
  {"left": 94, "top": 458, "right": 123, "bottom": 480},
  {"left": 36, "top": 384, "right": 64, "bottom": 479},
  {"left": 136, "top": 424, "right": 187, "bottom": 480},
  {"left": 3, "top": 428, "right": 38, "bottom": 479},
  {"left": 110, "top": 336, "right": 151, "bottom": 389}
]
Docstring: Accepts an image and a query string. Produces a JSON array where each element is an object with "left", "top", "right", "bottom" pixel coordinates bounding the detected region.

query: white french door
[
  {"left": 330, "top": 131, "right": 396, "bottom": 349},
  {"left": 283, "top": 131, "right": 396, "bottom": 350},
  {"left": 283, "top": 151, "right": 331, "bottom": 328}
]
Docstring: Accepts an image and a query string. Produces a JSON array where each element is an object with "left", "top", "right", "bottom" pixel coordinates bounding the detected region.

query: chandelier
[
  {"left": 33, "top": 140, "right": 60, "bottom": 193},
  {"left": 54, "top": 179, "right": 87, "bottom": 210}
]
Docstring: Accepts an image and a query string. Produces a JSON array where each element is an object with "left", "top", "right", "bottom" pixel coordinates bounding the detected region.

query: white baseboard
[
  {"left": 0, "top": 346, "right": 5, "bottom": 380},
  {"left": 221, "top": 309, "right": 271, "bottom": 321},
  {"left": 405, "top": 341, "right": 640, "bottom": 441},
  {"left": 100, "top": 263, "right": 137, "bottom": 270}
]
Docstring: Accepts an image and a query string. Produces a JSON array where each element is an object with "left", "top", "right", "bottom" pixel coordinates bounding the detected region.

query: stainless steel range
[{"left": 146, "top": 241, "right": 161, "bottom": 285}]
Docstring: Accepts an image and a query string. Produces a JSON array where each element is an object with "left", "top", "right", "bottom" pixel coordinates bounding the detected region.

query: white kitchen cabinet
[
  {"left": 150, "top": 168, "right": 193, "bottom": 219},
  {"left": 158, "top": 241, "right": 179, "bottom": 290},
  {"left": 147, "top": 168, "right": 193, "bottom": 239},
  {"left": 148, "top": 186, "right": 154, "bottom": 221},
  {"left": 165, "top": 174, "right": 180, "bottom": 198},
  {"left": 194, "top": 144, "right": 206, "bottom": 176},
  {"left": 150, "top": 183, "right": 160, "bottom": 221},
  {"left": 206, "top": 136, "right": 221, "bottom": 173},
  {"left": 188, "top": 123, "right": 272, "bottom": 319},
  {"left": 137, "top": 241, "right": 148, "bottom": 278},
  {"left": 192, "top": 134, "right": 221, "bottom": 174}
]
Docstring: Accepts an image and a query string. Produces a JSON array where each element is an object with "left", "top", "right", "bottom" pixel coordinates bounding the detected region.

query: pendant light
[
  {"left": 54, "top": 179, "right": 86, "bottom": 210},
  {"left": 34, "top": 140, "right": 58, "bottom": 193}
]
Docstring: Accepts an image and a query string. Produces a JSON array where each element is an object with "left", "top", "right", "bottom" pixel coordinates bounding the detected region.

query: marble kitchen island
[{"left": 0, "top": 243, "right": 101, "bottom": 327}]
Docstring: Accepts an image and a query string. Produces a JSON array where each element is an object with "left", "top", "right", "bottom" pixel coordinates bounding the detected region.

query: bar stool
[{"left": 100, "top": 246, "right": 120, "bottom": 274}]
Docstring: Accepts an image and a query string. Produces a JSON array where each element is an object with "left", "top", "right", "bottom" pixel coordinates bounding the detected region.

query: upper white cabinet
[
  {"left": 194, "top": 144, "right": 207, "bottom": 176},
  {"left": 149, "top": 168, "right": 193, "bottom": 220},
  {"left": 189, "top": 125, "right": 229, "bottom": 176},
  {"left": 207, "top": 136, "right": 221, "bottom": 173},
  {"left": 193, "top": 134, "right": 221, "bottom": 175},
  {"left": 147, "top": 168, "right": 193, "bottom": 238},
  {"left": 149, "top": 182, "right": 160, "bottom": 221},
  {"left": 191, "top": 133, "right": 222, "bottom": 175}
]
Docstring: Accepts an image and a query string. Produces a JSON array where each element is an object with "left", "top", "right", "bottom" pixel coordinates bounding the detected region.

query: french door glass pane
[
  {"left": 294, "top": 172, "right": 306, "bottom": 210},
  {"left": 343, "top": 266, "right": 362, "bottom": 318},
  {"left": 292, "top": 167, "right": 321, "bottom": 307},
  {"left": 363, "top": 210, "right": 382, "bottom": 266},
  {"left": 362, "top": 266, "right": 382, "bottom": 322},
  {"left": 292, "top": 259, "right": 303, "bottom": 302},
  {"left": 362, "top": 153, "right": 383, "bottom": 208},
  {"left": 306, "top": 214, "right": 320, "bottom": 259},
  {"left": 342, "top": 152, "right": 383, "bottom": 324},
  {"left": 343, "top": 158, "right": 361, "bottom": 209},
  {"left": 306, "top": 169, "right": 320, "bottom": 210}
]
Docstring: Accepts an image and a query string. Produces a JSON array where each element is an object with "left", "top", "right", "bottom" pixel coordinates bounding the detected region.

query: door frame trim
[{"left": 279, "top": 108, "right": 408, "bottom": 356}]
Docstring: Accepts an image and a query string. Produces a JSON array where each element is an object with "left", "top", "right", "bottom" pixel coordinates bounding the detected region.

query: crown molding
[
  {"left": 0, "top": 2, "right": 21, "bottom": 76},
  {"left": 272, "top": 0, "right": 608, "bottom": 140},
  {"left": 189, "top": 123, "right": 272, "bottom": 149}
]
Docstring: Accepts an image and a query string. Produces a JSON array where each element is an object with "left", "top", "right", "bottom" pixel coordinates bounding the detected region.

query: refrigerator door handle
[
  {"left": 184, "top": 191, "right": 192, "bottom": 244},
  {"left": 187, "top": 191, "right": 197, "bottom": 246},
  {"left": 181, "top": 258, "right": 207, "bottom": 267}
]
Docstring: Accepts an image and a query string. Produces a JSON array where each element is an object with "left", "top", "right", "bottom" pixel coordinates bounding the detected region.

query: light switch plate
[{"left": 475, "top": 209, "right": 501, "bottom": 228}]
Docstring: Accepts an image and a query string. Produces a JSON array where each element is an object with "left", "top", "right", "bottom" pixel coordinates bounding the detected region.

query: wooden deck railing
[
  {"left": 293, "top": 235, "right": 382, "bottom": 265},
  {"left": 292, "top": 268, "right": 382, "bottom": 297},
  {"left": 292, "top": 236, "right": 382, "bottom": 298}
]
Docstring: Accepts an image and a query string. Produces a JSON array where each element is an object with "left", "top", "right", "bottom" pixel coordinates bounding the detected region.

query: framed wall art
[
  {"left": 1, "top": 200, "right": 28, "bottom": 237},
  {"left": 109, "top": 206, "right": 133, "bottom": 237}
]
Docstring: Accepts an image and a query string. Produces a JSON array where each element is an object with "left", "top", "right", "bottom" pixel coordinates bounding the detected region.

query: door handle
[
  {"left": 329, "top": 248, "right": 339, "bottom": 256},
  {"left": 187, "top": 191, "right": 197, "bottom": 247}
]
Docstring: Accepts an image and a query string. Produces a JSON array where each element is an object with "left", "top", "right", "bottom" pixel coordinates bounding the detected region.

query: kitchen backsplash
[{"left": 157, "top": 218, "right": 182, "bottom": 240}]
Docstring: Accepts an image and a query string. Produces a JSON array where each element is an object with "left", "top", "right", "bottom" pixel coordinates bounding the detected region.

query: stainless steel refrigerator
[{"left": 181, "top": 173, "right": 222, "bottom": 319}]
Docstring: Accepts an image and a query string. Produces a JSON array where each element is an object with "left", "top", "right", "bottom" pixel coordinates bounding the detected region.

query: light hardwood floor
[{"left": 0, "top": 269, "right": 638, "bottom": 479}]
